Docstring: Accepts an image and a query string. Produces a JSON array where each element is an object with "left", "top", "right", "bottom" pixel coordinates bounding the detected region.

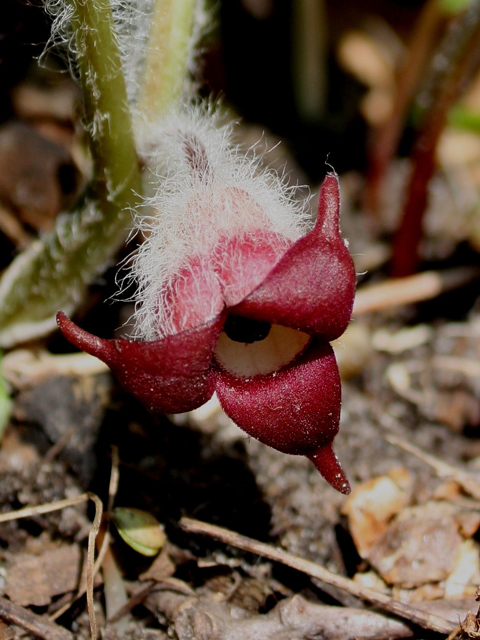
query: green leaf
[{"left": 112, "top": 507, "right": 166, "bottom": 556}]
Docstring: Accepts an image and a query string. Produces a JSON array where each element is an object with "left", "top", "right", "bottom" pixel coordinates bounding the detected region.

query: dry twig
[
  {"left": 386, "top": 434, "right": 480, "bottom": 501},
  {"left": 0, "top": 596, "right": 73, "bottom": 640},
  {"left": 50, "top": 447, "right": 122, "bottom": 632},
  {"left": 0, "top": 493, "right": 92, "bottom": 524},
  {"left": 0, "top": 203, "right": 32, "bottom": 248},
  {"left": 179, "top": 517, "right": 454, "bottom": 634},
  {"left": 353, "top": 267, "right": 480, "bottom": 316},
  {"left": 0, "top": 492, "right": 103, "bottom": 640}
]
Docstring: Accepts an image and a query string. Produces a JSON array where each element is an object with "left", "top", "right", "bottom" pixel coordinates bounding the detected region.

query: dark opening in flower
[{"left": 223, "top": 315, "right": 271, "bottom": 343}]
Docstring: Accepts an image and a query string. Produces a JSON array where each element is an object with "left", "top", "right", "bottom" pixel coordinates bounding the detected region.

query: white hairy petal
[{"left": 127, "top": 106, "right": 311, "bottom": 339}]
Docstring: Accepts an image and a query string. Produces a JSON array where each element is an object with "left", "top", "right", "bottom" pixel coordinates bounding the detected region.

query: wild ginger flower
[{"left": 57, "top": 109, "right": 356, "bottom": 494}]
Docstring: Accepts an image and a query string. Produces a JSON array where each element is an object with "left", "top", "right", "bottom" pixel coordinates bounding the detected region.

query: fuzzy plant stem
[
  {"left": 71, "top": 0, "right": 141, "bottom": 204},
  {"left": 391, "top": 0, "right": 480, "bottom": 277},
  {"left": 0, "top": 0, "right": 142, "bottom": 347}
]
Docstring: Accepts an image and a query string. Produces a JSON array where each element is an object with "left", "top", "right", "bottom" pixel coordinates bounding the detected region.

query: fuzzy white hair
[{"left": 127, "top": 105, "right": 311, "bottom": 339}]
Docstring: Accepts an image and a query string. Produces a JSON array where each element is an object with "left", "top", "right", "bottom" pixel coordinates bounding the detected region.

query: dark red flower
[{"left": 57, "top": 174, "right": 356, "bottom": 493}]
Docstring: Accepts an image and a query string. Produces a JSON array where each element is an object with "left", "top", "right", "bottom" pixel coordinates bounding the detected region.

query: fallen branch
[
  {"left": 147, "top": 589, "right": 414, "bottom": 640},
  {"left": 179, "top": 517, "right": 454, "bottom": 634}
]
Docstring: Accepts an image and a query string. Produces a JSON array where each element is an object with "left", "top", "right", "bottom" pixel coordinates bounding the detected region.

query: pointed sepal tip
[{"left": 308, "top": 444, "right": 351, "bottom": 494}]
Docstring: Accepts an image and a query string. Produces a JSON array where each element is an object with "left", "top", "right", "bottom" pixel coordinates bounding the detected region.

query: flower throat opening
[{"left": 224, "top": 315, "right": 271, "bottom": 343}]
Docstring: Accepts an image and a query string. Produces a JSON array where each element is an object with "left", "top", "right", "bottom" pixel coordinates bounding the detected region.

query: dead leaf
[
  {"left": 445, "top": 540, "right": 480, "bottom": 598},
  {"left": 5, "top": 544, "right": 83, "bottom": 606},
  {"left": 368, "top": 502, "right": 463, "bottom": 587},
  {"left": 140, "top": 546, "right": 176, "bottom": 583},
  {"left": 341, "top": 468, "right": 412, "bottom": 557},
  {"left": 0, "top": 121, "right": 79, "bottom": 232}
]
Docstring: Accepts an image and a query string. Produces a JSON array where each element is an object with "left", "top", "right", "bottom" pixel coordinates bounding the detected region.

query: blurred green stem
[
  {"left": 137, "top": 0, "right": 198, "bottom": 120},
  {"left": 292, "top": 0, "right": 327, "bottom": 123},
  {"left": 440, "top": 0, "right": 476, "bottom": 14},
  {"left": 0, "top": 352, "right": 12, "bottom": 442}
]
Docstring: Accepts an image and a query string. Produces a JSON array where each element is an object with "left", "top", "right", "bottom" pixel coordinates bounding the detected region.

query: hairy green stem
[
  {"left": 0, "top": 0, "right": 142, "bottom": 346},
  {"left": 0, "top": 352, "right": 12, "bottom": 441},
  {"left": 71, "top": 0, "right": 141, "bottom": 203}
]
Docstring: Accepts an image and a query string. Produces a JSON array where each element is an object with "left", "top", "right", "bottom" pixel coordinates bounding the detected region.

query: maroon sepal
[
  {"left": 308, "top": 445, "right": 350, "bottom": 494},
  {"left": 56, "top": 311, "right": 223, "bottom": 413},
  {"left": 230, "top": 174, "right": 356, "bottom": 341},
  {"left": 214, "top": 340, "right": 350, "bottom": 493}
]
